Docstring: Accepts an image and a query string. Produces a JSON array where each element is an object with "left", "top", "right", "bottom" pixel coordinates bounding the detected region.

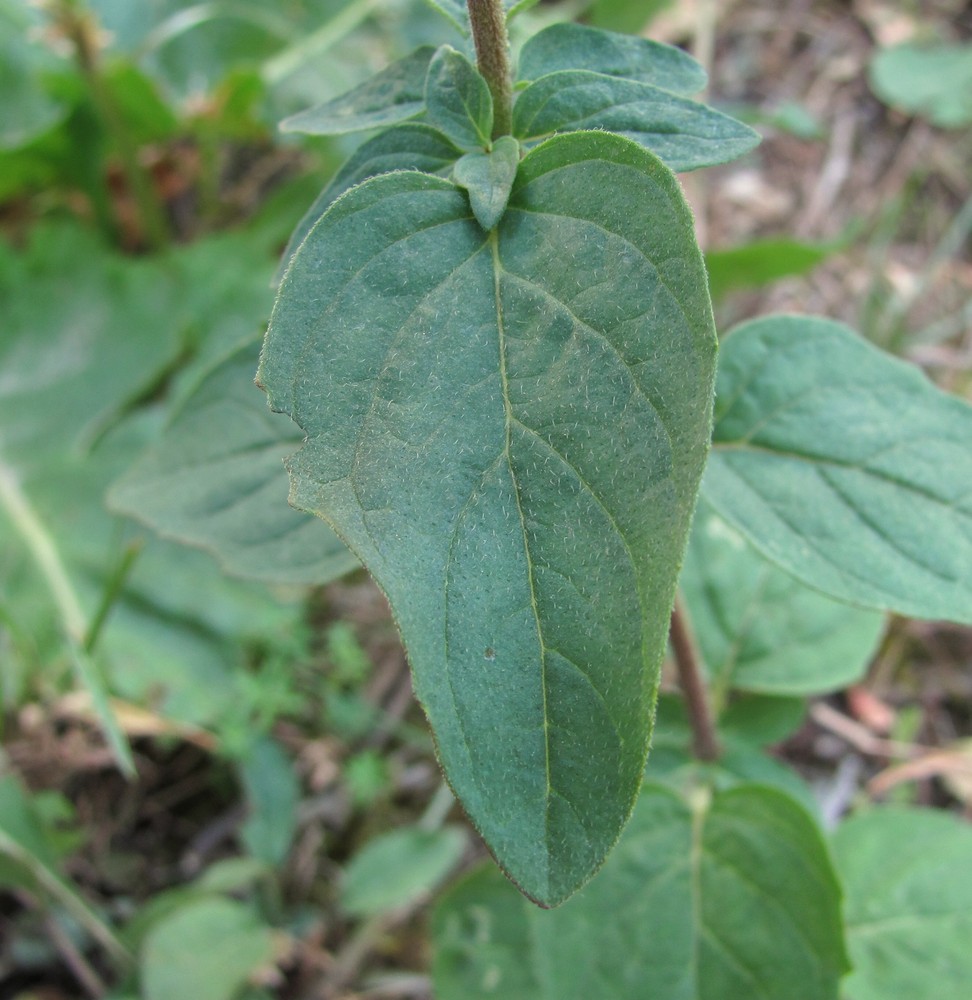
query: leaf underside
[
  {"left": 259, "top": 131, "right": 716, "bottom": 905},
  {"left": 705, "top": 315, "right": 972, "bottom": 624}
]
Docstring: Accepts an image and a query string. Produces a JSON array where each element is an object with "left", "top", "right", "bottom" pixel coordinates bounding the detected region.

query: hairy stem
[
  {"left": 670, "top": 597, "right": 721, "bottom": 762},
  {"left": 467, "top": 0, "right": 513, "bottom": 139}
]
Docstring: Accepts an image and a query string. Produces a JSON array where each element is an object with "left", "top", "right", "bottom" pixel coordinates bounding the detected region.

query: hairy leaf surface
[
  {"left": 512, "top": 71, "right": 760, "bottom": 171},
  {"left": 432, "top": 783, "right": 848, "bottom": 999},
  {"left": 259, "top": 131, "right": 716, "bottom": 905},
  {"left": 278, "top": 124, "right": 461, "bottom": 282},
  {"left": 517, "top": 21, "right": 707, "bottom": 93},
  {"left": 452, "top": 135, "right": 519, "bottom": 230},
  {"left": 280, "top": 46, "right": 435, "bottom": 136},
  {"left": 426, "top": 45, "right": 493, "bottom": 148},
  {"left": 704, "top": 315, "right": 972, "bottom": 623}
]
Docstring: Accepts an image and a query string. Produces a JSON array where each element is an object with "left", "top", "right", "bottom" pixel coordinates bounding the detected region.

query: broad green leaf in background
[
  {"left": 0, "top": 223, "right": 304, "bottom": 731},
  {"left": 433, "top": 783, "right": 848, "bottom": 999},
  {"left": 833, "top": 808, "right": 972, "bottom": 1000},
  {"left": 280, "top": 45, "right": 436, "bottom": 135},
  {"left": 680, "top": 500, "right": 885, "bottom": 699},
  {"left": 341, "top": 824, "right": 467, "bottom": 917},
  {"left": 704, "top": 238, "right": 836, "bottom": 300},
  {"left": 425, "top": 45, "right": 493, "bottom": 148},
  {"left": 869, "top": 41, "right": 972, "bottom": 128},
  {"left": 511, "top": 72, "right": 760, "bottom": 172},
  {"left": 516, "top": 21, "right": 707, "bottom": 94},
  {"left": 704, "top": 315, "right": 972, "bottom": 624},
  {"left": 140, "top": 897, "right": 275, "bottom": 1000},
  {"left": 259, "top": 131, "right": 717, "bottom": 905},
  {"left": 452, "top": 135, "right": 520, "bottom": 230},
  {"left": 109, "top": 338, "right": 355, "bottom": 586},
  {"left": 277, "top": 123, "right": 462, "bottom": 281}
]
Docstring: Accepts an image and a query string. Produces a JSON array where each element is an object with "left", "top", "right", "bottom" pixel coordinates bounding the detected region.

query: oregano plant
[
  {"left": 252, "top": 0, "right": 972, "bottom": 920},
  {"left": 260, "top": 0, "right": 758, "bottom": 907}
]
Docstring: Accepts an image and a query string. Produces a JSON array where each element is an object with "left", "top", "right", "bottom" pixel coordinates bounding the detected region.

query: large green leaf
[
  {"left": 108, "top": 338, "right": 355, "bottom": 585},
  {"left": 259, "top": 131, "right": 716, "bottom": 905},
  {"left": 432, "top": 783, "right": 848, "bottom": 999},
  {"left": 280, "top": 45, "right": 436, "bottom": 135},
  {"left": 278, "top": 123, "right": 461, "bottom": 281},
  {"left": 516, "top": 21, "right": 707, "bottom": 94},
  {"left": 833, "top": 808, "right": 972, "bottom": 1000},
  {"left": 704, "top": 315, "right": 972, "bottom": 624},
  {"left": 680, "top": 500, "right": 885, "bottom": 697},
  {"left": 512, "top": 71, "right": 759, "bottom": 171}
]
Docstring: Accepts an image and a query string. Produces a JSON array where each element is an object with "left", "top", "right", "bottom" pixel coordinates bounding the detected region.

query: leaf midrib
[{"left": 489, "top": 228, "right": 554, "bottom": 864}]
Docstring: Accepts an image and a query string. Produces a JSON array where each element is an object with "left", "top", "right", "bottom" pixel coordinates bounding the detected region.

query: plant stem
[
  {"left": 669, "top": 597, "right": 721, "bottom": 762},
  {"left": 467, "top": 0, "right": 513, "bottom": 139}
]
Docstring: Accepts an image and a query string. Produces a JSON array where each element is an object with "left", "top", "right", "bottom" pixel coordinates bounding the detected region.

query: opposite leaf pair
[{"left": 279, "top": 22, "right": 758, "bottom": 236}]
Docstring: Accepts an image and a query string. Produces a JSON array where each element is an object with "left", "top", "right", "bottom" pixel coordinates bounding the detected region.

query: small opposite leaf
[
  {"left": 512, "top": 71, "right": 759, "bottom": 172},
  {"left": 433, "top": 783, "right": 848, "bottom": 999},
  {"left": 833, "top": 808, "right": 972, "bottom": 1000},
  {"left": 277, "top": 124, "right": 461, "bottom": 281},
  {"left": 260, "top": 131, "right": 717, "bottom": 906},
  {"left": 425, "top": 45, "right": 493, "bottom": 148},
  {"left": 704, "top": 315, "right": 972, "bottom": 624},
  {"left": 517, "top": 21, "right": 707, "bottom": 94},
  {"left": 280, "top": 46, "right": 435, "bottom": 136},
  {"left": 452, "top": 135, "right": 519, "bottom": 230}
]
